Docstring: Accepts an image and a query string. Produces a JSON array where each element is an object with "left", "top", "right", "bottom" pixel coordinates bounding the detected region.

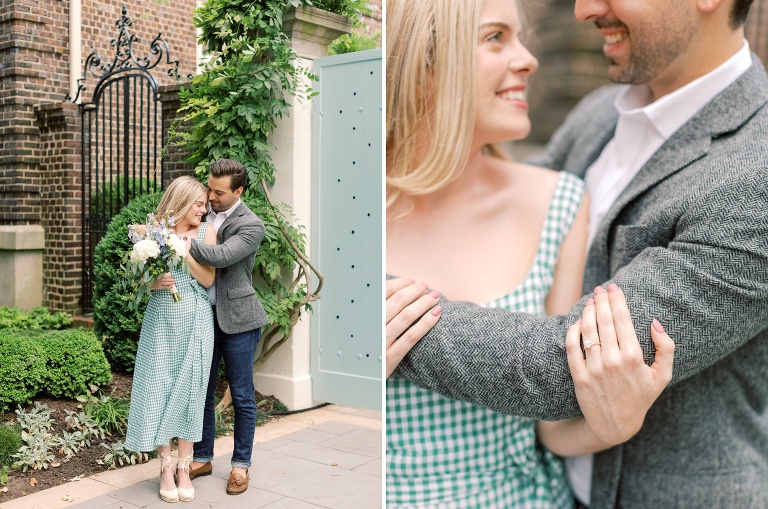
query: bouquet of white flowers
[{"left": 122, "top": 212, "right": 190, "bottom": 309}]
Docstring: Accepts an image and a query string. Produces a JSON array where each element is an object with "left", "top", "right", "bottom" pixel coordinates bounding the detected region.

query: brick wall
[
  {"left": 0, "top": 0, "right": 197, "bottom": 312},
  {"left": 36, "top": 103, "right": 83, "bottom": 313},
  {"left": 358, "top": 0, "right": 381, "bottom": 38},
  {"left": 0, "top": 0, "right": 70, "bottom": 225}
]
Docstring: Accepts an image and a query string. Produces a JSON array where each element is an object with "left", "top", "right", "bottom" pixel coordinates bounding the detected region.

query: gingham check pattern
[
  {"left": 386, "top": 173, "right": 584, "bottom": 508},
  {"left": 125, "top": 223, "right": 215, "bottom": 452}
]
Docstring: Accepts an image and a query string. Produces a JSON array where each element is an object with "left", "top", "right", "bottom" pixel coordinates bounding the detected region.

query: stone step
[{"left": 71, "top": 315, "right": 94, "bottom": 329}]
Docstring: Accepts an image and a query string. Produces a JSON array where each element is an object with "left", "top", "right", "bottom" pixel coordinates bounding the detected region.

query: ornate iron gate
[{"left": 71, "top": 6, "right": 181, "bottom": 312}]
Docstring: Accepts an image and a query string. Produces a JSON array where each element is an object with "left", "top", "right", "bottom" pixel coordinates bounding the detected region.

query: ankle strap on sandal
[
  {"left": 177, "top": 455, "right": 193, "bottom": 472},
  {"left": 160, "top": 454, "right": 174, "bottom": 472}
]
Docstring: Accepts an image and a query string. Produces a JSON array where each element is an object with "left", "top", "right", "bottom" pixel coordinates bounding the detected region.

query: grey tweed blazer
[
  {"left": 396, "top": 55, "right": 768, "bottom": 508},
  {"left": 189, "top": 201, "right": 269, "bottom": 335}
]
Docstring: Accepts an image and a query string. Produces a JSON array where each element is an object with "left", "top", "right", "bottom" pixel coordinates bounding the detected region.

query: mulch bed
[{"left": 0, "top": 372, "right": 134, "bottom": 502}]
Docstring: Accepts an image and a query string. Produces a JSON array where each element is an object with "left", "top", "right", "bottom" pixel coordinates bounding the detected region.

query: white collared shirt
[
  {"left": 205, "top": 198, "right": 242, "bottom": 305},
  {"left": 207, "top": 198, "right": 242, "bottom": 231},
  {"left": 569, "top": 41, "right": 753, "bottom": 505},
  {"left": 584, "top": 40, "right": 752, "bottom": 247}
]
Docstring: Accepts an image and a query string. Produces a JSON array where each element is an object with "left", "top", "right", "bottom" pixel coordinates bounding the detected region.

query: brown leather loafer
[
  {"left": 188, "top": 461, "right": 212, "bottom": 480},
  {"left": 226, "top": 470, "right": 250, "bottom": 495}
]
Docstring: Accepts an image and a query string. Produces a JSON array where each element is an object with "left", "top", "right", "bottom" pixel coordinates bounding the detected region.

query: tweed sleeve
[
  {"left": 190, "top": 216, "right": 264, "bottom": 268},
  {"left": 611, "top": 165, "right": 768, "bottom": 385},
  {"left": 395, "top": 294, "right": 586, "bottom": 421}
]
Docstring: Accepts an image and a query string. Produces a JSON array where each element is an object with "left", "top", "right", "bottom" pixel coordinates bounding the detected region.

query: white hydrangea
[
  {"left": 129, "top": 239, "right": 161, "bottom": 263},
  {"left": 166, "top": 234, "right": 187, "bottom": 258}
]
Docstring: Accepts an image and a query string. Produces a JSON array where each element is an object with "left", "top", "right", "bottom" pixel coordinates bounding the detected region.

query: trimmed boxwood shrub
[
  {"left": 0, "top": 329, "right": 113, "bottom": 411},
  {"left": 92, "top": 191, "right": 162, "bottom": 372},
  {"left": 38, "top": 329, "right": 112, "bottom": 398},
  {"left": 0, "top": 333, "right": 47, "bottom": 413}
]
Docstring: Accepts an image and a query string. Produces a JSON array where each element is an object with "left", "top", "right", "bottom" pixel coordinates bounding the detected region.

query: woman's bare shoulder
[
  {"left": 491, "top": 159, "right": 563, "bottom": 196},
  {"left": 516, "top": 161, "right": 563, "bottom": 182}
]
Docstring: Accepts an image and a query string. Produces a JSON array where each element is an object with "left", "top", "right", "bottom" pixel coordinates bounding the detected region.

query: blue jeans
[{"left": 193, "top": 312, "right": 261, "bottom": 469}]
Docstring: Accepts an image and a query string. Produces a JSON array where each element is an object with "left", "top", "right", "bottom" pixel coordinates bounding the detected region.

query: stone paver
[
  {"left": 0, "top": 405, "right": 381, "bottom": 509},
  {"left": 353, "top": 458, "right": 383, "bottom": 478},
  {"left": 280, "top": 428, "right": 340, "bottom": 445},
  {"left": 263, "top": 497, "right": 328, "bottom": 508},
  {"left": 270, "top": 465, "right": 382, "bottom": 509},
  {"left": 252, "top": 455, "right": 325, "bottom": 490},
  {"left": 269, "top": 440, "right": 374, "bottom": 470},
  {"left": 321, "top": 428, "right": 382, "bottom": 458}
]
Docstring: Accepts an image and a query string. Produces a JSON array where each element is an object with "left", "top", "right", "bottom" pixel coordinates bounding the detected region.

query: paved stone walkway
[{"left": 0, "top": 405, "right": 382, "bottom": 509}]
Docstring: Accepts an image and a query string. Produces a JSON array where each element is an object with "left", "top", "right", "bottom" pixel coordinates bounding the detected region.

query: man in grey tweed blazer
[
  {"left": 394, "top": 1, "right": 768, "bottom": 507},
  {"left": 187, "top": 159, "right": 269, "bottom": 495}
]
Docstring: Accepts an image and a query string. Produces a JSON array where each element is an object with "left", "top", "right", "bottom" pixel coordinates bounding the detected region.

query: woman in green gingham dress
[
  {"left": 387, "top": 173, "right": 583, "bottom": 508},
  {"left": 125, "top": 176, "right": 216, "bottom": 503}
]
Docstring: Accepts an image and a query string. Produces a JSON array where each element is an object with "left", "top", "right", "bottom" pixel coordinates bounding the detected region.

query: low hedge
[
  {"left": 0, "top": 334, "right": 47, "bottom": 413},
  {"left": 0, "top": 329, "right": 112, "bottom": 412},
  {"left": 39, "top": 329, "right": 113, "bottom": 399}
]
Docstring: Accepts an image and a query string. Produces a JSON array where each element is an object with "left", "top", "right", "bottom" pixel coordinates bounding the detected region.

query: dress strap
[
  {"left": 195, "top": 222, "right": 208, "bottom": 242},
  {"left": 534, "top": 172, "right": 585, "bottom": 274}
]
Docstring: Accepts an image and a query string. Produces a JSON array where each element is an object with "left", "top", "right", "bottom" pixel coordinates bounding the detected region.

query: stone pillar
[
  {"left": 0, "top": 225, "right": 45, "bottom": 309},
  {"left": 253, "top": 7, "right": 351, "bottom": 410}
]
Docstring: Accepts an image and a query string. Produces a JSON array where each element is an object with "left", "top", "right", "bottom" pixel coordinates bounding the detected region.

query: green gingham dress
[
  {"left": 125, "top": 223, "right": 214, "bottom": 451},
  {"left": 386, "top": 173, "right": 584, "bottom": 508}
]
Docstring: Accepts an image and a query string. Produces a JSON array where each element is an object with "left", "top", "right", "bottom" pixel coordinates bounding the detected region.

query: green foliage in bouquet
[
  {"left": 92, "top": 192, "right": 162, "bottom": 372},
  {"left": 122, "top": 212, "right": 190, "bottom": 309}
]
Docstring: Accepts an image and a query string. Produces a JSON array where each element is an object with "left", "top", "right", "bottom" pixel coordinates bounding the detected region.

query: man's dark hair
[
  {"left": 731, "top": 0, "right": 754, "bottom": 28},
  {"left": 210, "top": 159, "right": 248, "bottom": 191}
]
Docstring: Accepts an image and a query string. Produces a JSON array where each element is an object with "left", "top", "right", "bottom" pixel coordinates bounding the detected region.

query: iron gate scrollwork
[{"left": 71, "top": 5, "right": 183, "bottom": 312}]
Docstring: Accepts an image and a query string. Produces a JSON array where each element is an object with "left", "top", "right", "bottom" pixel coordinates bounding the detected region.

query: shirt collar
[{"left": 614, "top": 40, "right": 752, "bottom": 140}]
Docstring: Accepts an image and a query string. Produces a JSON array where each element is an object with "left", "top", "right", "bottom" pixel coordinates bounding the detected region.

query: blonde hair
[
  {"left": 386, "top": 0, "right": 513, "bottom": 209},
  {"left": 156, "top": 176, "right": 207, "bottom": 225}
]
